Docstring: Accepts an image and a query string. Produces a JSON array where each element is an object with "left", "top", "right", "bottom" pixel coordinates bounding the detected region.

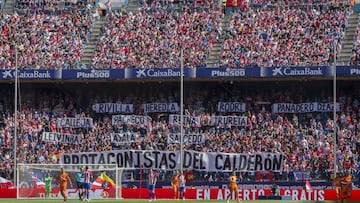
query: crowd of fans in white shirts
[{"left": 0, "top": 82, "right": 359, "bottom": 183}]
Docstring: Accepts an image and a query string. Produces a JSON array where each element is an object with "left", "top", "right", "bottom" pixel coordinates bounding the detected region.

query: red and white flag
[
  {"left": 0, "top": 176, "right": 14, "bottom": 189},
  {"left": 32, "top": 176, "right": 45, "bottom": 188},
  {"left": 305, "top": 179, "right": 313, "bottom": 190}
]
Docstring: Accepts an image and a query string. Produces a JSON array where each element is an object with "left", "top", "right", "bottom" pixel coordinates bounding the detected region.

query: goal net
[{"left": 17, "top": 164, "right": 123, "bottom": 199}]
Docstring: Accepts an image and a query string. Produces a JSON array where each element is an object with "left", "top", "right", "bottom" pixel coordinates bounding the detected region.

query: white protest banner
[
  {"left": 209, "top": 116, "right": 247, "bottom": 126},
  {"left": 272, "top": 102, "right": 340, "bottom": 113},
  {"left": 60, "top": 150, "right": 284, "bottom": 172},
  {"left": 92, "top": 103, "right": 134, "bottom": 114},
  {"left": 110, "top": 132, "right": 139, "bottom": 143},
  {"left": 42, "top": 132, "right": 82, "bottom": 144},
  {"left": 168, "top": 115, "right": 201, "bottom": 127},
  {"left": 167, "top": 133, "right": 205, "bottom": 144},
  {"left": 57, "top": 117, "right": 93, "bottom": 128},
  {"left": 217, "top": 102, "right": 246, "bottom": 112},
  {"left": 112, "top": 115, "right": 149, "bottom": 126},
  {"left": 143, "top": 102, "right": 179, "bottom": 113}
]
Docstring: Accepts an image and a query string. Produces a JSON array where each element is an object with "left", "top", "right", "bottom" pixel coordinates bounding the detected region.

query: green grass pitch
[{"left": 0, "top": 200, "right": 354, "bottom": 203}]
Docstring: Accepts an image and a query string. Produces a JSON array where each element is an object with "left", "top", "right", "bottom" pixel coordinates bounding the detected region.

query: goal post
[{"left": 17, "top": 164, "right": 123, "bottom": 200}]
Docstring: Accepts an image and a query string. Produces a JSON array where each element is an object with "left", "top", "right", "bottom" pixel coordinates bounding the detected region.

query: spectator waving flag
[
  {"left": 91, "top": 172, "right": 115, "bottom": 190},
  {"left": 305, "top": 179, "right": 313, "bottom": 190}
]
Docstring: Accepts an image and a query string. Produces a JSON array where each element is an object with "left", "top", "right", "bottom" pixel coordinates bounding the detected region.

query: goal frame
[{"left": 16, "top": 163, "right": 122, "bottom": 200}]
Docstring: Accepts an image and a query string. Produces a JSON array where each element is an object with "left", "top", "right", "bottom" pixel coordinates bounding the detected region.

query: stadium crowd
[
  {"left": 351, "top": 14, "right": 360, "bottom": 65},
  {"left": 0, "top": 0, "right": 359, "bottom": 187},
  {"left": 1, "top": 0, "right": 356, "bottom": 69},
  {"left": 0, "top": 2, "right": 95, "bottom": 70},
  {"left": 14, "top": 0, "right": 94, "bottom": 11},
  {"left": 91, "top": 1, "right": 220, "bottom": 69},
  {"left": 220, "top": 2, "right": 350, "bottom": 67},
  {"left": 0, "top": 82, "right": 359, "bottom": 184}
]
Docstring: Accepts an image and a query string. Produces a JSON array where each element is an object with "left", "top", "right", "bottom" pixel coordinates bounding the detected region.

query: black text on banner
[
  {"left": 143, "top": 103, "right": 179, "bottom": 113},
  {"left": 217, "top": 102, "right": 246, "bottom": 112},
  {"left": 167, "top": 133, "right": 205, "bottom": 144},
  {"left": 272, "top": 102, "right": 340, "bottom": 113},
  {"left": 57, "top": 117, "right": 93, "bottom": 128},
  {"left": 60, "top": 150, "right": 284, "bottom": 172},
  {"left": 110, "top": 133, "right": 139, "bottom": 143},
  {"left": 92, "top": 103, "right": 134, "bottom": 114},
  {"left": 112, "top": 115, "right": 149, "bottom": 126},
  {"left": 209, "top": 116, "right": 247, "bottom": 126},
  {"left": 168, "top": 115, "right": 201, "bottom": 127},
  {"left": 42, "top": 132, "right": 82, "bottom": 144},
  {"left": 213, "top": 153, "right": 284, "bottom": 171}
]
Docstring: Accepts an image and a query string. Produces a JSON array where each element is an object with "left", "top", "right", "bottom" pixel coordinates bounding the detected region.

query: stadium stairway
[
  {"left": 338, "top": 11, "right": 359, "bottom": 64},
  {"left": 80, "top": 0, "right": 140, "bottom": 67},
  {"left": 206, "top": 15, "right": 229, "bottom": 68},
  {"left": 81, "top": 16, "right": 105, "bottom": 67},
  {"left": 2, "top": 0, "right": 14, "bottom": 14}
]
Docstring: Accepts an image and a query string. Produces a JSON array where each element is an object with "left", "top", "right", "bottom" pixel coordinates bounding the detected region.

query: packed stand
[
  {"left": 219, "top": 2, "right": 350, "bottom": 68},
  {"left": 0, "top": 82, "right": 360, "bottom": 183},
  {"left": 91, "top": 1, "right": 221, "bottom": 68},
  {"left": 0, "top": 8, "right": 95, "bottom": 69},
  {"left": 14, "top": 0, "right": 95, "bottom": 12},
  {"left": 351, "top": 14, "right": 360, "bottom": 65}
]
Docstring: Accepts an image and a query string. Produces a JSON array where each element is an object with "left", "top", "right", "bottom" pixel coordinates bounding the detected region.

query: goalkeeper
[{"left": 44, "top": 171, "right": 52, "bottom": 198}]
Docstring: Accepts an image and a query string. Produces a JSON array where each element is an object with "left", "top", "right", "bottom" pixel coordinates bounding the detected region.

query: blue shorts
[
  {"left": 84, "top": 183, "right": 91, "bottom": 190},
  {"left": 148, "top": 184, "right": 155, "bottom": 191},
  {"left": 179, "top": 186, "right": 185, "bottom": 192}
]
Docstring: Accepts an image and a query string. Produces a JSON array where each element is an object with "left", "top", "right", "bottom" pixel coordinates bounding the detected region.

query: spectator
[
  {"left": 0, "top": 82, "right": 359, "bottom": 182},
  {"left": 220, "top": 3, "right": 349, "bottom": 67},
  {"left": 351, "top": 21, "right": 360, "bottom": 65},
  {"left": 14, "top": 0, "right": 94, "bottom": 11},
  {"left": 0, "top": 10, "right": 94, "bottom": 69},
  {"left": 91, "top": 3, "right": 221, "bottom": 68}
]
